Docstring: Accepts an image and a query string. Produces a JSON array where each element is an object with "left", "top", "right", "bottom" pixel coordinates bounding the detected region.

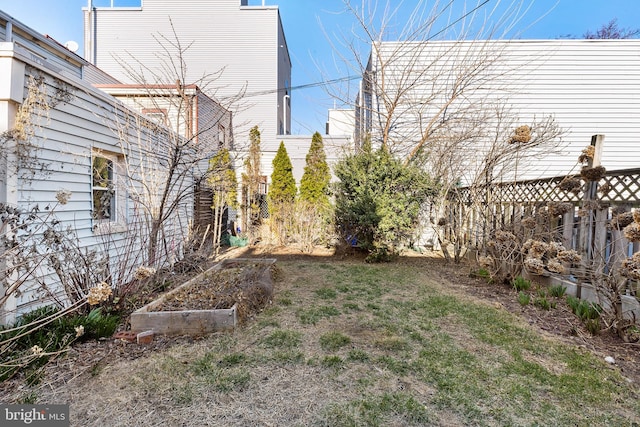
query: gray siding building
[
  {"left": 83, "top": 0, "right": 292, "bottom": 152},
  {"left": 357, "top": 39, "right": 640, "bottom": 182}
]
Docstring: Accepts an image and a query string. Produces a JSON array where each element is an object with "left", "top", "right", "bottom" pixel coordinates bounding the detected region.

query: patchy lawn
[{"left": 3, "top": 249, "right": 639, "bottom": 426}]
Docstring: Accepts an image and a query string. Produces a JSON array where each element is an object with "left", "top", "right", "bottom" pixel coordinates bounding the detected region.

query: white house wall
[
  {"left": 1, "top": 32, "right": 193, "bottom": 322},
  {"left": 270, "top": 134, "right": 352, "bottom": 185},
  {"left": 363, "top": 39, "right": 640, "bottom": 181},
  {"left": 84, "top": 0, "right": 289, "bottom": 152}
]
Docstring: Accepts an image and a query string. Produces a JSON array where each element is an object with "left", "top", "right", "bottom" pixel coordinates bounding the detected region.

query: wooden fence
[{"left": 445, "top": 135, "right": 640, "bottom": 304}]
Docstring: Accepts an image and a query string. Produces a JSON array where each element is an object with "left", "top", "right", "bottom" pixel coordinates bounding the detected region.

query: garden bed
[{"left": 129, "top": 258, "right": 276, "bottom": 336}]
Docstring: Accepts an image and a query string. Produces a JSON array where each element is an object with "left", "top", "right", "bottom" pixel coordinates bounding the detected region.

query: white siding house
[
  {"left": 83, "top": 0, "right": 291, "bottom": 152},
  {"left": 270, "top": 134, "right": 352, "bottom": 185},
  {"left": 95, "top": 83, "right": 235, "bottom": 231},
  {"left": 356, "top": 39, "right": 640, "bottom": 182},
  {"left": 1, "top": 11, "right": 193, "bottom": 324}
]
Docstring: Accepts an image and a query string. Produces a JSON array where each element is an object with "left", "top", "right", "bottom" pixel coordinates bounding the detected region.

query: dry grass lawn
[{"left": 6, "top": 248, "right": 640, "bottom": 426}]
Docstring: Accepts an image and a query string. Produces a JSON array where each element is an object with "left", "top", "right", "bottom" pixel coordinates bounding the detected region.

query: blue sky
[{"left": 1, "top": 0, "right": 639, "bottom": 134}]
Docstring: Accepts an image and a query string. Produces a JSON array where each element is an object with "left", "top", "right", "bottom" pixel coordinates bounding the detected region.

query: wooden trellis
[
  {"left": 456, "top": 168, "right": 640, "bottom": 206},
  {"left": 445, "top": 135, "right": 640, "bottom": 297}
]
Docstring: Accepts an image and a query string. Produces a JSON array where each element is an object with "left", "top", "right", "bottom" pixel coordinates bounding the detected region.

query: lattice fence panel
[
  {"left": 453, "top": 168, "right": 640, "bottom": 206},
  {"left": 598, "top": 169, "right": 640, "bottom": 204}
]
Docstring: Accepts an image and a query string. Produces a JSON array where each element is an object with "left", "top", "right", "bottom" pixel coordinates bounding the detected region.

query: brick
[
  {"left": 137, "top": 330, "right": 154, "bottom": 345},
  {"left": 113, "top": 330, "right": 136, "bottom": 342}
]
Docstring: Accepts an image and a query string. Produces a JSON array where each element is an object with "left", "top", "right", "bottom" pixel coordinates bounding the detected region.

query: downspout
[
  {"left": 5, "top": 21, "right": 12, "bottom": 42},
  {"left": 87, "top": 0, "right": 97, "bottom": 64},
  {"left": 283, "top": 94, "right": 290, "bottom": 135}
]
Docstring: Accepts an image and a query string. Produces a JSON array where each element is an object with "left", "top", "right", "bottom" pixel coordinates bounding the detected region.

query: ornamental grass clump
[{"left": 512, "top": 276, "right": 531, "bottom": 292}]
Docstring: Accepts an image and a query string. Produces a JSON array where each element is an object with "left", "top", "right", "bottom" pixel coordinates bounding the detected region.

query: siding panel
[{"left": 366, "top": 39, "right": 640, "bottom": 181}]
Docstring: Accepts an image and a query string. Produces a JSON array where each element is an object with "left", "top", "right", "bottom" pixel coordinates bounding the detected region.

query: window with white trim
[
  {"left": 92, "top": 155, "right": 115, "bottom": 221},
  {"left": 92, "top": 151, "right": 126, "bottom": 231}
]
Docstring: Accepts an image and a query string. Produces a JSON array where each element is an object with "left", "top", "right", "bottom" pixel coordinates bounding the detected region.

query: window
[
  {"left": 92, "top": 156, "right": 115, "bottom": 221},
  {"left": 142, "top": 108, "right": 168, "bottom": 126},
  {"left": 92, "top": 151, "right": 125, "bottom": 231},
  {"left": 92, "top": 0, "right": 142, "bottom": 8}
]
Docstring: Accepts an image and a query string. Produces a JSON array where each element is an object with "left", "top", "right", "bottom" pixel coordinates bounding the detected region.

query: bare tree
[
  {"left": 322, "top": 1, "right": 563, "bottom": 261},
  {"left": 103, "top": 20, "right": 246, "bottom": 266},
  {"left": 584, "top": 18, "right": 640, "bottom": 39},
  {"left": 241, "top": 125, "right": 264, "bottom": 241},
  {"left": 207, "top": 148, "right": 237, "bottom": 258}
]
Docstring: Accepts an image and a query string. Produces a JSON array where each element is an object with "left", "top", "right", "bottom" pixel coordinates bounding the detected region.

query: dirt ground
[{"left": 1, "top": 244, "right": 638, "bottom": 405}]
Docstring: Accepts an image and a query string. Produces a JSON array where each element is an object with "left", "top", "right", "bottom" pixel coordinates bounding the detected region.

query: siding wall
[
  {"left": 364, "top": 39, "right": 640, "bottom": 181},
  {"left": 84, "top": 0, "right": 289, "bottom": 152},
  {"left": 1, "top": 36, "right": 193, "bottom": 322},
  {"left": 271, "top": 134, "right": 351, "bottom": 185}
]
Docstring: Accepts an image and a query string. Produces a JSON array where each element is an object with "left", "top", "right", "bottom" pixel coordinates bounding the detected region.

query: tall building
[{"left": 84, "top": 0, "right": 292, "bottom": 150}]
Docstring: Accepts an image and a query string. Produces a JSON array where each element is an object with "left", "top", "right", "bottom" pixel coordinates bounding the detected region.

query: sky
[{"left": 1, "top": 0, "right": 639, "bottom": 135}]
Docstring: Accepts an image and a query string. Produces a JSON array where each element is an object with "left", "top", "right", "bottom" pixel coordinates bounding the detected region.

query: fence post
[
  {"left": 611, "top": 205, "right": 631, "bottom": 291},
  {"left": 562, "top": 210, "right": 574, "bottom": 250},
  {"left": 576, "top": 134, "right": 605, "bottom": 298}
]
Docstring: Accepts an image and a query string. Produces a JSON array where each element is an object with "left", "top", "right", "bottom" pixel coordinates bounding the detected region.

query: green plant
[
  {"left": 0, "top": 306, "right": 119, "bottom": 381},
  {"left": 534, "top": 297, "right": 551, "bottom": 310},
  {"left": 90, "top": 362, "right": 103, "bottom": 377},
  {"left": 219, "top": 353, "right": 248, "bottom": 367},
  {"left": 585, "top": 318, "right": 601, "bottom": 335},
  {"left": 343, "top": 302, "right": 360, "bottom": 311},
  {"left": 261, "top": 330, "right": 302, "bottom": 349},
  {"left": 365, "top": 246, "right": 398, "bottom": 263},
  {"left": 278, "top": 297, "right": 292, "bottom": 306},
  {"left": 549, "top": 284, "right": 567, "bottom": 298},
  {"left": 319, "top": 393, "right": 433, "bottom": 426},
  {"left": 567, "top": 296, "right": 602, "bottom": 321},
  {"left": 299, "top": 132, "right": 331, "bottom": 207},
  {"left": 271, "top": 350, "right": 304, "bottom": 364},
  {"left": 315, "top": 287, "right": 337, "bottom": 300},
  {"left": 512, "top": 276, "right": 531, "bottom": 292},
  {"left": 319, "top": 331, "right": 351, "bottom": 351},
  {"left": 321, "top": 355, "right": 344, "bottom": 369},
  {"left": 376, "top": 355, "right": 410, "bottom": 375},
  {"left": 517, "top": 291, "right": 531, "bottom": 306},
  {"left": 566, "top": 295, "right": 580, "bottom": 313},
  {"left": 16, "top": 392, "right": 38, "bottom": 404},
  {"left": 242, "top": 125, "right": 263, "bottom": 233},
  {"left": 211, "top": 370, "right": 251, "bottom": 392},
  {"left": 475, "top": 268, "right": 491, "bottom": 280},
  {"left": 297, "top": 306, "right": 340, "bottom": 325},
  {"left": 347, "top": 349, "right": 370, "bottom": 362},
  {"left": 269, "top": 141, "right": 297, "bottom": 210},
  {"left": 207, "top": 148, "right": 238, "bottom": 257},
  {"left": 333, "top": 140, "right": 435, "bottom": 261}
]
